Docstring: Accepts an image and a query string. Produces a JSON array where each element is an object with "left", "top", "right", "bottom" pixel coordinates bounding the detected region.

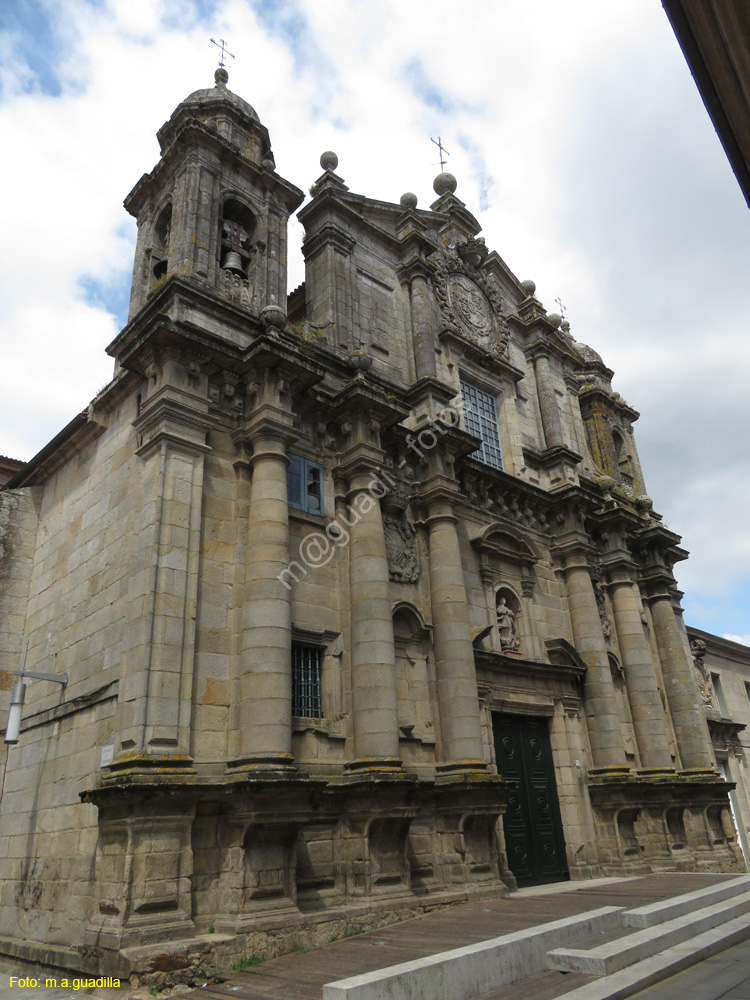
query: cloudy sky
[{"left": 1, "top": 0, "right": 748, "bottom": 643}]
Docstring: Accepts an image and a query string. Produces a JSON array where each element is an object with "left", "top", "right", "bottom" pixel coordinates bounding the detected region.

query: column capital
[
  {"left": 235, "top": 411, "right": 298, "bottom": 450},
  {"left": 395, "top": 251, "right": 436, "bottom": 285},
  {"left": 603, "top": 562, "right": 639, "bottom": 587},
  {"left": 551, "top": 537, "right": 597, "bottom": 572},
  {"left": 418, "top": 480, "right": 462, "bottom": 522},
  {"left": 133, "top": 396, "right": 213, "bottom": 461},
  {"left": 331, "top": 375, "right": 410, "bottom": 475}
]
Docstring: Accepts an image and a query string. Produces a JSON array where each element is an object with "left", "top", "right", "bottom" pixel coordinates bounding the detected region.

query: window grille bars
[
  {"left": 460, "top": 379, "right": 504, "bottom": 470},
  {"left": 292, "top": 644, "right": 322, "bottom": 718}
]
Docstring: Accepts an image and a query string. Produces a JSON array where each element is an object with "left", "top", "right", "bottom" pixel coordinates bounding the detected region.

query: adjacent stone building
[
  {"left": 0, "top": 69, "right": 743, "bottom": 982},
  {"left": 689, "top": 628, "right": 750, "bottom": 864}
]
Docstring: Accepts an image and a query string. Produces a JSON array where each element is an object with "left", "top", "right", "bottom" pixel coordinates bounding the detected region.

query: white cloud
[
  {"left": 723, "top": 635, "right": 750, "bottom": 649},
  {"left": 1, "top": 0, "right": 748, "bottom": 636}
]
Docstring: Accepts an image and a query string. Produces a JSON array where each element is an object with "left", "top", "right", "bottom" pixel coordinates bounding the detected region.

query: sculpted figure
[
  {"left": 496, "top": 596, "right": 520, "bottom": 652},
  {"left": 690, "top": 638, "right": 714, "bottom": 707}
]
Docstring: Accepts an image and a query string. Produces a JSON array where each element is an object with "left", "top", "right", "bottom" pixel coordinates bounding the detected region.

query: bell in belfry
[{"left": 222, "top": 251, "right": 245, "bottom": 275}]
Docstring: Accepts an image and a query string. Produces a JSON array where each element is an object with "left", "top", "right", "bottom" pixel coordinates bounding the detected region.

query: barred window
[
  {"left": 292, "top": 644, "right": 322, "bottom": 718},
  {"left": 287, "top": 454, "right": 324, "bottom": 514},
  {"left": 460, "top": 379, "right": 504, "bottom": 470}
]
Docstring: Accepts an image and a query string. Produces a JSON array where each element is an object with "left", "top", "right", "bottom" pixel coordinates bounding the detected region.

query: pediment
[{"left": 471, "top": 522, "right": 539, "bottom": 568}]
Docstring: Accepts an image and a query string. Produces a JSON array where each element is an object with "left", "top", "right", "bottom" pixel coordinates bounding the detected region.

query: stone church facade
[{"left": 0, "top": 70, "right": 742, "bottom": 980}]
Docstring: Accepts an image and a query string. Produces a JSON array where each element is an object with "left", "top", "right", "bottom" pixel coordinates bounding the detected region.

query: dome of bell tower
[
  {"left": 121, "top": 68, "right": 303, "bottom": 330},
  {"left": 156, "top": 67, "right": 265, "bottom": 157}
]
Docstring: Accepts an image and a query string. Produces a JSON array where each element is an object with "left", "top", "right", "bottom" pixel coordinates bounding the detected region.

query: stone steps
[
  {"left": 547, "top": 887, "right": 750, "bottom": 976},
  {"left": 550, "top": 912, "right": 750, "bottom": 1000},
  {"left": 322, "top": 875, "right": 750, "bottom": 1000},
  {"left": 542, "top": 875, "right": 750, "bottom": 1000},
  {"left": 620, "top": 872, "right": 750, "bottom": 928}
]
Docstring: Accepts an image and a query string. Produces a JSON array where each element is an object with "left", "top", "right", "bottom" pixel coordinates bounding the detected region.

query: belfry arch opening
[
  {"left": 151, "top": 202, "right": 172, "bottom": 280},
  {"left": 220, "top": 198, "right": 256, "bottom": 276}
]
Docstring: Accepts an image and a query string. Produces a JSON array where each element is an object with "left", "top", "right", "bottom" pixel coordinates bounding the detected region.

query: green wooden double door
[{"left": 493, "top": 714, "right": 569, "bottom": 887}]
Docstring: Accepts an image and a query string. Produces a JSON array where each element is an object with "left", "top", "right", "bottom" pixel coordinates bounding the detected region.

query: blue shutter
[
  {"left": 287, "top": 454, "right": 303, "bottom": 508},
  {"left": 287, "top": 455, "right": 325, "bottom": 512}
]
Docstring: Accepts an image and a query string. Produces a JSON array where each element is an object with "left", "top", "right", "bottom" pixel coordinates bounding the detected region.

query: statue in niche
[
  {"left": 690, "top": 638, "right": 714, "bottom": 708},
  {"left": 496, "top": 596, "right": 520, "bottom": 652},
  {"left": 383, "top": 508, "right": 419, "bottom": 583},
  {"left": 593, "top": 581, "right": 612, "bottom": 639}
]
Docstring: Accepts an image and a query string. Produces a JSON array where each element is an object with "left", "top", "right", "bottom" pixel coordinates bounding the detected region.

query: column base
[
  {"left": 435, "top": 759, "right": 495, "bottom": 783},
  {"left": 588, "top": 765, "right": 633, "bottom": 782},
  {"left": 344, "top": 757, "right": 405, "bottom": 776},
  {"left": 680, "top": 767, "right": 722, "bottom": 781},
  {"left": 226, "top": 752, "right": 297, "bottom": 775},
  {"left": 635, "top": 766, "right": 677, "bottom": 781},
  {"left": 103, "top": 750, "right": 196, "bottom": 779}
]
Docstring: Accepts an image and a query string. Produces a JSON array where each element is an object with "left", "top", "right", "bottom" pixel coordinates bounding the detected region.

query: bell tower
[{"left": 123, "top": 67, "right": 303, "bottom": 325}]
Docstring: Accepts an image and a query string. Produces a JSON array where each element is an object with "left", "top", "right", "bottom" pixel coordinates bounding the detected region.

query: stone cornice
[
  {"left": 3, "top": 409, "right": 106, "bottom": 489},
  {"left": 107, "top": 275, "right": 264, "bottom": 363},
  {"left": 300, "top": 220, "right": 357, "bottom": 261},
  {"left": 686, "top": 626, "right": 750, "bottom": 663},
  {"left": 577, "top": 382, "right": 639, "bottom": 422},
  {"left": 330, "top": 375, "right": 411, "bottom": 427},
  {"left": 522, "top": 443, "right": 583, "bottom": 471},
  {"left": 299, "top": 190, "right": 404, "bottom": 256},
  {"left": 474, "top": 648, "right": 586, "bottom": 684},
  {"left": 439, "top": 328, "right": 525, "bottom": 383},
  {"left": 516, "top": 320, "right": 581, "bottom": 366}
]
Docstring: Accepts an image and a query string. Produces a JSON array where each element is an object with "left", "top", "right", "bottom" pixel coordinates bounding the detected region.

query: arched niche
[
  {"left": 392, "top": 603, "right": 433, "bottom": 738},
  {"left": 471, "top": 522, "right": 539, "bottom": 596},
  {"left": 219, "top": 197, "right": 257, "bottom": 275},
  {"left": 494, "top": 586, "right": 522, "bottom": 654},
  {"left": 611, "top": 427, "right": 635, "bottom": 488},
  {"left": 151, "top": 201, "right": 172, "bottom": 280}
]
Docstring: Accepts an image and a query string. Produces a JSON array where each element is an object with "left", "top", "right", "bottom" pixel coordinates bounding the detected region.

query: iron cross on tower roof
[
  {"left": 431, "top": 136, "right": 450, "bottom": 172},
  {"left": 210, "top": 37, "right": 235, "bottom": 68}
]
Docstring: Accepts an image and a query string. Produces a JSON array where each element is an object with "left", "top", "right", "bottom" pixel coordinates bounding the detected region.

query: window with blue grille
[
  {"left": 460, "top": 380, "right": 504, "bottom": 470},
  {"left": 292, "top": 644, "right": 322, "bottom": 718},
  {"left": 287, "top": 454, "right": 324, "bottom": 514}
]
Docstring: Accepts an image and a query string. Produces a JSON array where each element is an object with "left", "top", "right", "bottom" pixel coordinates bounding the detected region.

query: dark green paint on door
[{"left": 493, "top": 714, "right": 569, "bottom": 887}]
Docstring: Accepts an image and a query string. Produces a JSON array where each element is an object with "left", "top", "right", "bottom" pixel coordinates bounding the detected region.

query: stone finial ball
[
  {"left": 262, "top": 157, "right": 275, "bottom": 171},
  {"left": 260, "top": 304, "right": 287, "bottom": 331},
  {"left": 433, "top": 172, "right": 457, "bottom": 196},
  {"left": 520, "top": 279, "right": 536, "bottom": 297},
  {"left": 348, "top": 350, "right": 373, "bottom": 373},
  {"left": 560, "top": 319, "right": 571, "bottom": 333},
  {"left": 400, "top": 192, "right": 418, "bottom": 209},
  {"left": 637, "top": 495, "right": 654, "bottom": 510},
  {"left": 215, "top": 67, "right": 229, "bottom": 87},
  {"left": 547, "top": 312, "right": 562, "bottom": 328},
  {"left": 320, "top": 151, "right": 338, "bottom": 171}
]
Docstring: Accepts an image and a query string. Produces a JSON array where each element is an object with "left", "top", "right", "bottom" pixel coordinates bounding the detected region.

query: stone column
[
  {"left": 232, "top": 365, "right": 298, "bottom": 773},
  {"left": 409, "top": 271, "right": 438, "bottom": 380},
  {"left": 426, "top": 491, "right": 487, "bottom": 774},
  {"left": 346, "top": 471, "right": 402, "bottom": 772},
  {"left": 396, "top": 222, "right": 438, "bottom": 381},
  {"left": 649, "top": 591, "right": 715, "bottom": 770},
  {"left": 561, "top": 554, "right": 627, "bottom": 769},
  {"left": 533, "top": 352, "right": 565, "bottom": 449},
  {"left": 608, "top": 571, "right": 673, "bottom": 770}
]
